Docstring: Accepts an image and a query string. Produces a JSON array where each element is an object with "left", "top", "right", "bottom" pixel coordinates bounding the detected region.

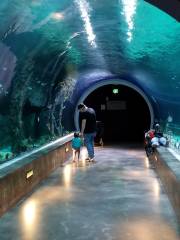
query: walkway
[{"left": 0, "top": 145, "right": 179, "bottom": 240}]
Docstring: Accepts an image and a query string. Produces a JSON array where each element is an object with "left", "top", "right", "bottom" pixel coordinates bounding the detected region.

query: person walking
[{"left": 78, "top": 103, "right": 96, "bottom": 162}]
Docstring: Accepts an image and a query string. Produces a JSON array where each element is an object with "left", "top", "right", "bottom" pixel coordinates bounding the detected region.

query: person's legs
[
  {"left": 151, "top": 137, "right": 159, "bottom": 147},
  {"left": 99, "top": 138, "right": 103, "bottom": 146},
  {"left": 84, "top": 133, "right": 96, "bottom": 160},
  {"left": 76, "top": 149, "right": 80, "bottom": 161},
  {"left": 72, "top": 149, "right": 79, "bottom": 162},
  {"left": 72, "top": 149, "right": 76, "bottom": 162},
  {"left": 159, "top": 137, "right": 167, "bottom": 146}
]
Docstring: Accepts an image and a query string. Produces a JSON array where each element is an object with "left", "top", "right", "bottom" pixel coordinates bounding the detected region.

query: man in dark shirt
[{"left": 78, "top": 103, "right": 96, "bottom": 162}]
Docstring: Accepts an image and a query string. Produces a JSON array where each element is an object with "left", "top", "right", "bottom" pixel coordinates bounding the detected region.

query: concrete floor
[{"left": 0, "top": 145, "right": 179, "bottom": 240}]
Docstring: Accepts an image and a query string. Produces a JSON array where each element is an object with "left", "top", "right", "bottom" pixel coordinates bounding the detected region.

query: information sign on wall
[{"left": 106, "top": 101, "right": 126, "bottom": 110}]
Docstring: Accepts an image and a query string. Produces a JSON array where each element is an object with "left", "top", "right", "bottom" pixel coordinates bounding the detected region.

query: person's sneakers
[
  {"left": 90, "top": 158, "right": 96, "bottom": 163},
  {"left": 85, "top": 157, "right": 96, "bottom": 163}
]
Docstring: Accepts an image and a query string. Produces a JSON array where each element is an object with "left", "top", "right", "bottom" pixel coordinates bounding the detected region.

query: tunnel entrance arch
[{"left": 75, "top": 79, "right": 154, "bottom": 142}]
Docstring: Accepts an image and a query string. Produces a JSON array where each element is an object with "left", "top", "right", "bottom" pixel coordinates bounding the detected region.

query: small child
[{"left": 72, "top": 132, "right": 82, "bottom": 163}]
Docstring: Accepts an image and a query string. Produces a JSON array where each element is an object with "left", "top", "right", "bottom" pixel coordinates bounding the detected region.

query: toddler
[{"left": 72, "top": 132, "right": 82, "bottom": 163}]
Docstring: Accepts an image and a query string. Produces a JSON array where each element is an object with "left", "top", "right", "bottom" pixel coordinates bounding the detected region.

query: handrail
[
  {"left": 0, "top": 133, "right": 73, "bottom": 171},
  {"left": 166, "top": 123, "right": 180, "bottom": 131}
]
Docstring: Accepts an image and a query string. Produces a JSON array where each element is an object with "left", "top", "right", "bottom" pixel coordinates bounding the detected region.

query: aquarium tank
[{"left": 0, "top": 0, "right": 180, "bottom": 162}]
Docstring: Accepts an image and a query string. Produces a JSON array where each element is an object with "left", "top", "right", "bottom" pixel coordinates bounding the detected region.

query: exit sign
[{"left": 112, "top": 88, "right": 118, "bottom": 94}]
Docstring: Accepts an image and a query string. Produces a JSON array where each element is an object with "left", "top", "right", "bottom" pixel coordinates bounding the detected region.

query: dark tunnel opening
[{"left": 83, "top": 84, "right": 151, "bottom": 144}]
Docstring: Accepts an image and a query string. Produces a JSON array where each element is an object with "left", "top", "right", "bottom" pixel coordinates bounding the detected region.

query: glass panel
[{"left": 0, "top": 0, "right": 180, "bottom": 162}]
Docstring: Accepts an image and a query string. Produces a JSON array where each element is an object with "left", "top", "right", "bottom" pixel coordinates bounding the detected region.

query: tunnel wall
[
  {"left": 150, "top": 148, "right": 180, "bottom": 224},
  {"left": 72, "top": 77, "right": 155, "bottom": 130},
  {"left": 0, "top": 134, "right": 73, "bottom": 217},
  {"left": 0, "top": 1, "right": 180, "bottom": 160}
]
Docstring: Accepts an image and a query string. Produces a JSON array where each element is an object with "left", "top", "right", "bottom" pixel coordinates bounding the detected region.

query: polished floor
[{"left": 0, "top": 145, "right": 179, "bottom": 240}]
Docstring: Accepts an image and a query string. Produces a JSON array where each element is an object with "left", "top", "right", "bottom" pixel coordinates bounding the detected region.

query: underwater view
[{"left": 0, "top": 0, "right": 180, "bottom": 161}]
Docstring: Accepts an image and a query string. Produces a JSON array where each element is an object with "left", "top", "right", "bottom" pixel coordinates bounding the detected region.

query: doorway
[{"left": 83, "top": 84, "right": 151, "bottom": 143}]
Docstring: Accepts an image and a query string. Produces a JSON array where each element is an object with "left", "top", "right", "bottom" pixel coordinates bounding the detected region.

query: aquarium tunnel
[
  {"left": 0, "top": 1, "right": 180, "bottom": 239},
  {"left": 0, "top": 0, "right": 180, "bottom": 160}
]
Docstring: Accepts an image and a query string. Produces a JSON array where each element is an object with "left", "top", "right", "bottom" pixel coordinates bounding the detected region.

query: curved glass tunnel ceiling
[{"left": 0, "top": 0, "right": 180, "bottom": 156}]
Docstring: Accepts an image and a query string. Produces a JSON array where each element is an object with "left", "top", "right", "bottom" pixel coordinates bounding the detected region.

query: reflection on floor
[{"left": 0, "top": 145, "right": 179, "bottom": 240}]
